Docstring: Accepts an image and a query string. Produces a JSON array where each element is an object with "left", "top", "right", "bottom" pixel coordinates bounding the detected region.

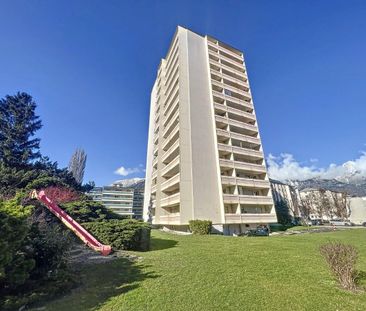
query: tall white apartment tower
[{"left": 144, "top": 26, "right": 277, "bottom": 234}]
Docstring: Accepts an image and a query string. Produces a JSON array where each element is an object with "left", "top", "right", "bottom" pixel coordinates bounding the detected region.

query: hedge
[
  {"left": 189, "top": 220, "right": 212, "bottom": 235},
  {"left": 83, "top": 219, "right": 151, "bottom": 251}
]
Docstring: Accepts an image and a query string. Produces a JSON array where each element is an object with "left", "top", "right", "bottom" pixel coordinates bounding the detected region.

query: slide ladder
[{"left": 31, "top": 190, "right": 112, "bottom": 256}]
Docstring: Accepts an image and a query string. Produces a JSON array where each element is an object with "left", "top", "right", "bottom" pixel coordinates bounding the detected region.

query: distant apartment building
[
  {"left": 89, "top": 179, "right": 144, "bottom": 219},
  {"left": 270, "top": 179, "right": 351, "bottom": 223},
  {"left": 144, "top": 26, "right": 277, "bottom": 234},
  {"left": 299, "top": 188, "right": 349, "bottom": 221}
]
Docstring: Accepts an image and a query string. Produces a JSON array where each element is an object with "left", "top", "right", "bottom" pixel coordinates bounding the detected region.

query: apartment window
[{"left": 224, "top": 89, "right": 232, "bottom": 96}]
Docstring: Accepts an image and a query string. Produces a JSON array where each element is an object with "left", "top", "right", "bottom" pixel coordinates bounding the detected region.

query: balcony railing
[
  {"left": 216, "top": 129, "right": 261, "bottom": 145},
  {"left": 162, "top": 139, "right": 179, "bottom": 164},
  {"left": 164, "top": 83, "right": 179, "bottom": 111},
  {"left": 214, "top": 102, "right": 255, "bottom": 121},
  {"left": 159, "top": 214, "right": 181, "bottom": 224},
  {"left": 224, "top": 213, "right": 277, "bottom": 224},
  {"left": 221, "top": 176, "right": 270, "bottom": 189},
  {"left": 223, "top": 194, "right": 274, "bottom": 205},
  {"left": 209, "top": 59, "right": 247, "bottom": 79},
  {"left": 217, "top": 143, "right": 263, "bottom": 159},
  {"left": 212, "top": 90, "right": 253, "bottom": 110},
  {"left": 160, "top": 192, "right": 180, "bottom": 207},
  {"left": 207, "top": 41, "right": 243, "bottom": 63},
  {"left": 163, "top": 109, "right": 179, "bottom": 138},
  {"left": 211, "top": 71, "right": 249, "bottom": 91},
  {"left": 161, "top": 173, "right": 180, "bottom": 192},
  {"left": 219, "top": 159, "right": 267, "bottom": 173},
  {"left": 164, "top": 96, "right": 179, "bottom": 127},
  {"left": 212, "top": 80, "right": 251, "bottom": 100},
  {"left": 161, "top": 156, "right": 180, "bottom": 178},
  {"left": 209, "top": 50, "right": 245, "bottom": 72},
  {"left": 215, "top": 115, "right": 258, "bottom": 134},
  {"left": 162, "top": 124, "right": 179, "bottom": 151}
]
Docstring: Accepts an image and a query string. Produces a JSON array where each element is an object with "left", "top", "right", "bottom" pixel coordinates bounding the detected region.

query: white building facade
[{"left": 144, "top": 26, "right": 277, "bottom": 234}]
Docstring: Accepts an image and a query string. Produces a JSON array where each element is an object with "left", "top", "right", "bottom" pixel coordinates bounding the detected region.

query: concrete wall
[
  {"left": 143, "top": 82, "right": 157, "bottom": 221},
  {"left": 186, "top": 29, "right": 223, "bottom": 223}
]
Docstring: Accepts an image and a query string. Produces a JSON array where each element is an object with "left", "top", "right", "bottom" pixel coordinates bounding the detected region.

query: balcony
[
  {"left": 219, "top": 159, "right": 267, "bottom": 174},
  {"left": 163, "top": 110, "right": 179, "bottom": 138},
  {"left": 161, "top": 156, "right": 180, "bottom": 178},
  {"left": 151, "top": 184, "right": 157, "bottom": 194},
  {"left": 161, "top": 173, "right": 180, "bottom": 192},
  {"left": 153, "top": 146, "right": 158, "bottom": 156},
  {"left": 209, "top": 50, "right": 244, "bottom": 72},
  {"left": 224, "top": 213, "right": 277, "bottom": 224},
  {"left": 214, "top": 102, "right": 255, "bottom": 122},
  {"left": 153, "top": 134, "right": 159, "bottom": 145},
  {"left": 223, "top": 85, "right": 251, "bottom": 102},
  {"left": 152, "top": 156, "right": 158, "bottom": 167},
  {"left": 221, "top": 72, "right": 249, "bottom": 88},
  {"left": 165, "top": 47, "right": 179, "bottom": 78},
  {"left": 215, "top": 115, "right": 258, "bottom": 135},
  {"left": 165, "top": 37, "right": 178, "bottom": 68},
  {"left": 162, "top": 139, "right": 179, "bottom": 164},
  {"left": 213, "top": 69, "right": 244, "bottom": 84},
  {"left": 159, "top": 214, "right": 180, "bottom": 224},
  {"left": 207, "top": 40, "right": 243, "bottom": 63},
  {"left": 154, "top": 110, "right": 160, "bottom": 124},
  {"left": 165, "top": 67, "right": 179, "bottom": 97},
  {"left": 218, "top": 51, "right": 244, "bottom": 67},
  {"left": 216, "top": 129, "right": 260, "bottom": 146},
  {"left": 212, "top": 90, "right": 253, "bottom": 110},
  {"left": 212, "top": 80, "right": 251, "bottom": 101},
  {"left": 164, "top": 96, "right": 179, "bottom": 126},
  {"left": 209, "top": 59, "right": 247, "bottom": 79},
  {"left": 160, "top": 192, "right": 180, "bottom": 207},
  {"left": 218, "top": 143, "right": 263, "bottom": 160},
  {"left": 221, "top": 176, "right": 270, "bottom": 189},
  {"left": 223, "top": 194, "right": 274, "bottom": 205},
  {"left": 162, "top": 124, "right": 179, "bottom": 151},
  {"left": 164, "top": 83, "right": 179, "bottom": 111},
  {"left": 154, "top": 122, "right": 160, "bottom": 134}
]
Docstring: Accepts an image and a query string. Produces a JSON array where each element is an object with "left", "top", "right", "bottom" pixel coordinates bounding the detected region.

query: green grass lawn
[{"left": 36, "top": 229, "right": 366, "bottom": 311}]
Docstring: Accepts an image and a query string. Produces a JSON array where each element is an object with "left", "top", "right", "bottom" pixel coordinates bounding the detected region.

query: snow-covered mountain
[{"left": 286, "top": 178, "right": 366, "bottom": 197}]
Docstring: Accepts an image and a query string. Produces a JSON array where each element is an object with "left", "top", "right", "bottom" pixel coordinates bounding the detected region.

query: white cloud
[
  {"left": 267, "top": 152, "right": 366, "bottom": 182},
  {"left": 114, "top": 166, "right": 142, "bottom": 176}
]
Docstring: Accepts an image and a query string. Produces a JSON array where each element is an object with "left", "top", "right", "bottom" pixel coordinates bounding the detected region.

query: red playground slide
[{"left": 31, "top": 190, "right": 112, "bottom": 256}]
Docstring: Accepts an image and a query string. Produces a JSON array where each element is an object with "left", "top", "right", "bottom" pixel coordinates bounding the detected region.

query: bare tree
[{"left": 68, "top": 148, "right": 87, "bottom": 184}]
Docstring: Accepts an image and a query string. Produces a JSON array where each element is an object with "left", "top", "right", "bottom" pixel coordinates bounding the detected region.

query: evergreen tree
[
  {"left": 0, "top": 92, "right": 42, "bottom": 168},
  {"left": 68, "top": 148, "right": 87, "bottom": 184}
]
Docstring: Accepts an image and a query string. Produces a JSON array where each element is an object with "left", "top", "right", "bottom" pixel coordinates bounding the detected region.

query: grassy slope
[{"left": 38, "top": 229, "right": 366, "bottom": 311}]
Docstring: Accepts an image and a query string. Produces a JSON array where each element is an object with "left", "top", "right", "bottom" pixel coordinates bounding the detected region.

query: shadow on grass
[
  {"left": 150, "top": 237, "right": 178, "bottom": 251},
  {"left": 35, "top": 258, "right": 160, "bottom": 311},
  {"left": 356, "top": 270, "right": 366, "bottom": 288}
]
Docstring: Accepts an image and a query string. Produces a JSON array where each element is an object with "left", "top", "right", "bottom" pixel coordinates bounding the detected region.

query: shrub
[
  {"left": 27, "top": 220, "right": 72, "bottom": 281},
  {"left": 0, "top": 194, "right": 75, "bottom": 310},
  {"left": 42, "top": 186, "right": 81, "bottom": 204},
  {"left": 60, "top": 199, "right": 121, "bottom": 223},
  {"left": 320, "top": 241, "right": 359, "bottom": 291},
  {"left": 189, "top": 220, "right": 212, "bottom": 235},
  {"left": 0, "top": 195, "right": 34, "bottom": 291},
  {"left": 83, "top": 219, "right": 151, "bottom": 251}
]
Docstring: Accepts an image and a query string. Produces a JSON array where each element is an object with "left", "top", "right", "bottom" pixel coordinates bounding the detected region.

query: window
[{"left": 224, "top": 89, "right": 232, "bottom": 96}]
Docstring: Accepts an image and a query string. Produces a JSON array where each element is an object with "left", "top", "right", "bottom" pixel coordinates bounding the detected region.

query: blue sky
[{"left": 0, "top": 1, "right": 365, "bottom": 185}]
